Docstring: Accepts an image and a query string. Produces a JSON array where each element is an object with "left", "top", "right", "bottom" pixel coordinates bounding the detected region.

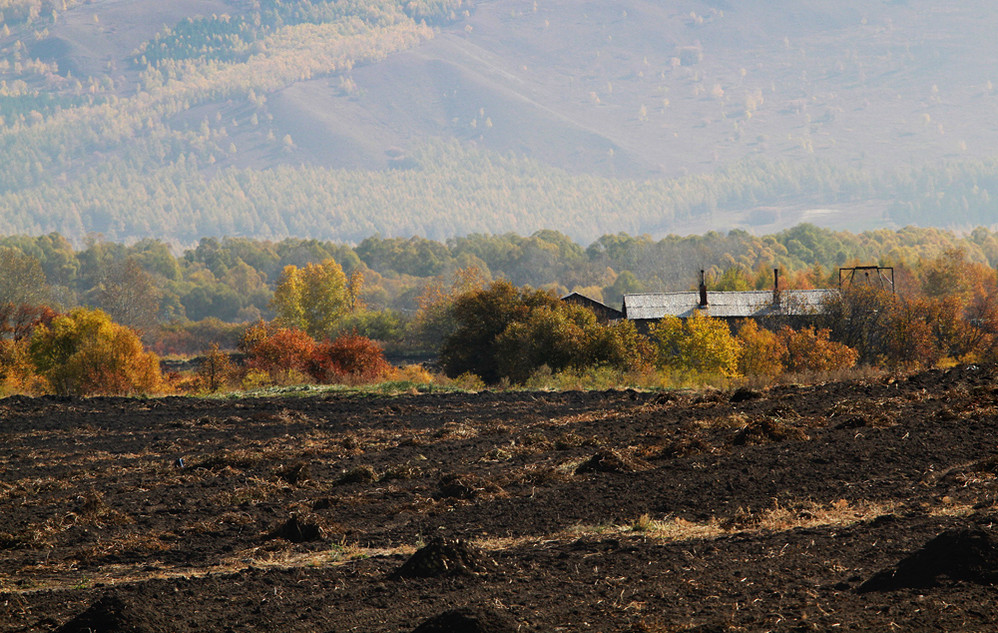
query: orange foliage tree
[
  {"left": 778, "top": 325, "right": 858, "bottom": 373},
  {"left": 0, "top": 303, "right": 58, "bottom": 393},
  {"left": 28, "top": 308, "right": 162, "bottom": 396},
  {"left": 822, "top": 287, "right": 939, "bottom": 369},
  {"left": 736, "top": 319, "right": 785, "bottom": 377}
]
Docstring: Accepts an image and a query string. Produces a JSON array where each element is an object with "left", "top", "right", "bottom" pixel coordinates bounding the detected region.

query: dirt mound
[
  {"left": 393, "top": 539, "right": 494, "bottom": 579},
  {"left": 575, "top": 449, "right": 652, "bottom": 474},
  {"left": 269, "top": 514, "right": 326, "bottom": 543},
  {"left": 411, "top": 607, "right": 517, "bottom": 633},
  {"left": 729, "top": 387, "right": 762, "bottom": 403},
  {"left": 732, "top": 418, "right": 809, "bottom": 446},
  {"left": 436, "top": 473, "right": 503, "bottom": 500},
  {"left": 859, "top": 528, "right": 998, "bottom": 592},
  {"left": 55, "top": 594, "right": 170, "bottom": 633},
  {"left": 276, "top": 461, "right": 311, "bottom": 485}
]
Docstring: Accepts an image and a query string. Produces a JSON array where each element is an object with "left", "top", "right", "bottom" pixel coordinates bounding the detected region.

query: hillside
[{"left": 1, "top": 0, "right": 998, "bottom": 242}]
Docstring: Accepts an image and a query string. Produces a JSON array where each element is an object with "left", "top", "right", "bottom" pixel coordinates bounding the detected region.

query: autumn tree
[
  {"left": 28, "top": 308, "right": 162, "bottom": 396},
  {"left": 0, "top": 304, "right": 58, "bottom": 393},
  {"left": 440, "top": 280, "right": 564, "bottom": 383},
  {"left": 197, "top": 343, "right": 236, "bottom": 392},
  {"left": 736, "top": 319, "right": 785, "bottom": 377},
  {"left": 778, "top": 326, "right": 858, "bottom": 373},
  {"left": 442, "top": 280, "right": 654, "bottom": 384},
  {"left": 0, "top": 248, "right": 49, "bottom": 306},
  {"left": 650, "top": 314, "right": 742, "bottom": 377},
  {"left": 821, "top": 287, "right": 938, "bottom": 368},
  {"left": 271, "top": 258, "right": 359, "bottom": 339},
  {"left": 919, "top": 248, "right": 995, "bottom": 301},
  {"left": 90, "top": 257, "right": 162, "bottom": 334},
  {"left": 408, "top": 266, "right": 489, "bottom": 351}
]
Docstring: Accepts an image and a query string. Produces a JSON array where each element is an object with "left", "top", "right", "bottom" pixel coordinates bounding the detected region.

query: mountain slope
[{"left": 1, "top": 0, "right": 997, "bottom": 243}]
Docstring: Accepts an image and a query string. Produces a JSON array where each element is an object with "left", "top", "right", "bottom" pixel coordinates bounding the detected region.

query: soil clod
[
  {"left": 269, "top": 513, "right": 325, "bottom": 543},
  {"left": 410, "top": 606, "right": 517, "bottom": 633},
  {"left": 393, "top": 538, "right": 494, "bottom": 578},
  {"left": 859, "top": 527, "right": 998, "bottom": 592},
  {"left": 277, "top": 461, "right": 311, "bottom": 485},
  {"left": 575, "top": 449, "right": 651, "bottom": 474},
  {"left": 730, "top": 387, "right": 761, "bottom": 403},
  {"left": 55, "top": 593, "right": 168, "bottom": 633},
  {"left": 732, "top": 418, "right": 809, "bottom": 446},
  {"left": 436, "top": 473, "right": 502, "bottom": 500}
]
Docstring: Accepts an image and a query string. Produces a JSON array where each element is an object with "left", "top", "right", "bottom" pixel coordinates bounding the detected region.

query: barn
[{"left": 621, "top": 269, "right": 835, "bottom": 331}]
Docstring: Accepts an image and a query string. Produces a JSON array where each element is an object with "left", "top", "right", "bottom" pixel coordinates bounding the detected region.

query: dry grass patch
[
  {"left": 557, "top": 499, "right": 895, "bottom": 544},
  {"left": 434, "top": 421, "right": 479, "bottom": 440},
  {"left": 210, "top": 476, "right": 288, "bottom": 506},
  {"left": 181, "top": 510, "right": 256, "bottom": 536}
]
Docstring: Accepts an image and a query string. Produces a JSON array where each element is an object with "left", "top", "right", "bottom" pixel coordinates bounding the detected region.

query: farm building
[
  {"left": 622, "top": 288, "right": 834, "bottom": 326},
  {"left": 622, "top": 269, "right": 834, "bottom": 330},
  {"left": 564, "top": 270, "right": 837, "bottom": 330},
  {"left": 562, "top": 292, "right": 624, "bottom": 323}
]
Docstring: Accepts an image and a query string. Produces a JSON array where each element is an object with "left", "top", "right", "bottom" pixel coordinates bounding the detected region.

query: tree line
[
  {"left": 3, "top": 243, "right": 997, "bottom": 397},
  {"left": 0, "top": 224, "right": 997, "bottom": 359}
]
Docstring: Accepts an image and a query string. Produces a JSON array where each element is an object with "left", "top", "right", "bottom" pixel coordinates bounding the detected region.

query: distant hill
[{"left": 1, "top": 0, "right": 998, "bottom": 243}]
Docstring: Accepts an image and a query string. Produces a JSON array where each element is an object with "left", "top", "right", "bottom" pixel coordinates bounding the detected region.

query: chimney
[
  {"left": 773, "top": 268, "right": 781, "bottom": 304},
  {"left": 698, "top": 270, "right": 708, "bottom": 307}
]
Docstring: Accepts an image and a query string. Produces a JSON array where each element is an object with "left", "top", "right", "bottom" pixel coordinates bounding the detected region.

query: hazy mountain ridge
[{"left": 1, "top": 0, "right": 997, "bottom": 243}]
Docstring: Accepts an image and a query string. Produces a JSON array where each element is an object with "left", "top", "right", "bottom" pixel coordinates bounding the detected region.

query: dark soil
[
  {"left": 4, "top": 365, "right": 998, "bottom": 631},
  {"left": 859, "top": 527, "right": 998, "bottom": 592},
  {"left": 392, "top": 539, "right": 493, "bottom": 579},
  {"left": 411, "top": 607, "right": 518, "bottom": 633}
]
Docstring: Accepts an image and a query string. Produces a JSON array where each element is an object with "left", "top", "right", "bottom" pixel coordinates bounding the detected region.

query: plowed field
[{"left": 4, "top": 366, "right": 998, "bottom": 631}]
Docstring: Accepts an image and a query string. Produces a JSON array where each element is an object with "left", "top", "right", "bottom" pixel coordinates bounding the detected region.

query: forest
[{"left": 2, "top": 223, "right": 998, "bottom": 396}]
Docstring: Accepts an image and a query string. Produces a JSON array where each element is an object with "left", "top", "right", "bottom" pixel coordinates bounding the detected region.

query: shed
[{"left": 562, "top": 292, "right": 624, "bottom": 323}]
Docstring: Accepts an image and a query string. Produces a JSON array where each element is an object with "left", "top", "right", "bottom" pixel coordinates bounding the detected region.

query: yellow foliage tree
[
  {"left": 271, "top": 258, "right": 356, "bottom": 339},
  {"left": 736, "top": 319, "right": 785, "bottom": 377},
  {"left": 651, "top": 313, "right": 742, "bottom": 377},
  {"left": 28, "top": 308, "right": 162, "bottom": 396}
]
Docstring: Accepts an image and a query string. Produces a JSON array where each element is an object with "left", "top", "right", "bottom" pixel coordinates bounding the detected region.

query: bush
[
  {"left": 241, "top": 322, "right": 316, "bottom": 383},
  {"left": 309, "top": 334, "right": 391, "bottom": 384},
  {"left": 28, "top": 308, "right": 162, "bottom": 396}
]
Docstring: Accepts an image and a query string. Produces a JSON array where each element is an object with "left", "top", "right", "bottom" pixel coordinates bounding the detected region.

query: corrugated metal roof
[{"left": 623, "top": 289, "right": 836, "bottom": 320}]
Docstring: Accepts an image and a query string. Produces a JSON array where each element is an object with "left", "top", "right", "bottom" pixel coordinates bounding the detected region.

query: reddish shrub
[
  {"left": 309, "top": 334, "right": 391, "bottom": 384},
  {"left": 245, "top": 325, "right": 316, "bottom": 382}
]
